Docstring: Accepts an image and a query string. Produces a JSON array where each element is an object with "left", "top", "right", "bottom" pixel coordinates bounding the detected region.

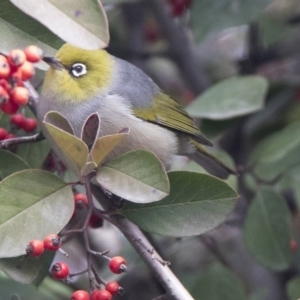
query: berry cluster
[
  {"left": 26, "top": 234, "right": 62, "bottom": 257},
  {"left": 50, "top": 256, "right": 125, "bottom": 300},
  {"left": 0, "top": 45, "right": 42, "bottom": 113},
  {"left": 0, "top": 113, "right": 37, "bottom": 142},
  {"left": 69, "top": 256, "right": 125, "bottom": 300},
  {"left": 25, "top": 192, "right": 125, "bottom": 299},
  {"left": 166, "top": 0, "right": 193, "bottom": 17},
  {"left": 0, "top": 46, "right": 41, "bottom": 141},
  {"left": 71, "top": 279, "right": 122, "bottom": 300},
  {"left": 26, "top": 236, "right": 126, "bottom": 299}
]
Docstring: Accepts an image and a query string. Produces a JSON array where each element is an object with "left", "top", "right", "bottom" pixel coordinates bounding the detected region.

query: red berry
[
  {"left": 11, "top": 87, "right": 29, "bottom": 106},
  {"left": 0, "top": 58, "right": 10, "bottom": 79},
  {"left": 109, "top": 256, "right": 127, "bottom": 274},
  {"left": 10, "top": 67, "right": 22, "bottom": 83},
  {"left": 7, "top": 49, "right": 26, "bottom": 67},
  {"left": 22, "top": 118, "right": 37, "bottom": 132},
  {"left": 44, "top": 234, "right": 61, "bottom": 251},
  {"left": 0, "top": 127, "right": 8, "bottom": 140},
  {"left": 90, "top": 290, "right": 112, "bottom": 300},
  {"left": 16, "top": 77, "right": 24, "bottom": 87},
  {"left": 19, "top": 61, "right": 35, "bottom": 81},
  {"left": 6, "top": 133, "right": 16, "bottom": 140},
  {"left": 105, "top": 281, "right": 120, "bottom": 296},
  {"left": 290, "top": 240, "right": 297, "bottom": 252},
  {"left": 10, "top": 113, "right": 25, "bottom": 128},
  {"left": 26, "top": 240, "right": 44, "bottom": 257},
  {"left": 0, "top": 79, "right": 12, "bottom": 93},
  {"left": 24, "top": 45, "right": 43, "bottom": 63},
  {"left": 0, "top": 86, "right": 9, "bottom": 104},
  {"left": 74, "top": 193, "right": 88, "bottom": 209},
  {"left": 0, "top": 55, "right": 6, "bottom": 62},
  {"left": 50, "top": 262, "right": 69, "bottom": 280},
  {"left": 88, "top": 213, "right": 103, "bottom": 228},
  {"left": 71, "top": 290, "right": 90, "bottom": 300},
  {"left": 1, "top": 100, "right": 19, "bottom": 114},
  {"left": 9, "top": 68, "right": 24, "bottom": 88}
]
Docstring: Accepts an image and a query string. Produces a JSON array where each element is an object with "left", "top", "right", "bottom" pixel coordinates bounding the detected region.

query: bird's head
[{"left": 42, "top": 43, "right": 113, "bottom": 103}]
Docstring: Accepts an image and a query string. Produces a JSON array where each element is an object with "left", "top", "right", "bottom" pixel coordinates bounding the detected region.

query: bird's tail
[{"left": 187, "top": 140, "right": 237, "bottom": 179}]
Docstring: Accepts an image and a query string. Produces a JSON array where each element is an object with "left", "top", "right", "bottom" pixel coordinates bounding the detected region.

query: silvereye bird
[{"left": 37, "top": 43, "right": 235, "bottom": 179}]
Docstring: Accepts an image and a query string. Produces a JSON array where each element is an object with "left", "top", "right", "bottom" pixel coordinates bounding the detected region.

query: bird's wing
[{"left": 133, "top": 92, "right": 212, "bottom": 146}]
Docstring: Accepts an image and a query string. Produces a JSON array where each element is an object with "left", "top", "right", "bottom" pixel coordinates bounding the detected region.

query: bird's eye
[{"left": 70, "top": 63, "right": 87, "bottom": 78}]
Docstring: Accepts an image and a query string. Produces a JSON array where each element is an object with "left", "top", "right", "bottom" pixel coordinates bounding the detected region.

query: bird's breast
[{"left": 38, "top": 93, "right": 178, "bottom": 169}]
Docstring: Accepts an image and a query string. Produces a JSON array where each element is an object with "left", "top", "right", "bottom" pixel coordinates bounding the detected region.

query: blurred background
[{"left": 2, "top": 0, "right": 300, "bottom": 299}]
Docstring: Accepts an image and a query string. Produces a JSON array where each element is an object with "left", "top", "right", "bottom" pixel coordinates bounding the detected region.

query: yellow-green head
[{"left": 42, "top": 43, "right": 114, "bottom": 103}]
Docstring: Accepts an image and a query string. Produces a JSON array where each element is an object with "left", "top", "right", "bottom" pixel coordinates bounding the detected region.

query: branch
[
  {"left": 113, "top": 215, "right": 194, "bottom": 300},
  {"left": 0, "top": 132, "right": 43, "bottom": 149},
  {"left": 92, "top": 186, "right": 194, "bottom": 300},
  {"left": 145, "top": 0, "right": 210, "bottom": 94}
]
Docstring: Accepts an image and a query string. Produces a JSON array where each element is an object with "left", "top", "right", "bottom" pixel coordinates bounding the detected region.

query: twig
[
  {"left": 0, "top": 132, "right": 44, "bottom": 149},
  {"left": 91, "top": 265, "right": 107, "bottom": 287},
  {"left": 69, "top": 268, "right": 88, "bottom": 277},
  {"left": 113, "top": 215, "right": 194, "bottom": 300},
  {"left": 58, "top": 248, "right": 69, "bottom": 257},
  {"left": 133, "top": 238, "right": 170, "bottom": 266},
  {"left": 92, "top": 185, "right": 194, "bottom": 300}
]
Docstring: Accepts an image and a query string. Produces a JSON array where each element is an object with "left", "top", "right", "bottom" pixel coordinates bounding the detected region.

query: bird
[{"left": 37, "top": 43, "right": 235, "bottom": 179}]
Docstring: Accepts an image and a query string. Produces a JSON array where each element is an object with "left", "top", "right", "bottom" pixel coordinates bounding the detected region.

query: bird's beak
[{"left": 43, "top": 57, "right": 64, "bottom": 70}]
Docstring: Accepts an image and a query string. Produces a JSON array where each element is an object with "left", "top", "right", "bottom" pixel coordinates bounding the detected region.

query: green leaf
[
  {"left": 186, "top": 76, "right": 268, "bottom": 120},
  {"left": 0, "top": 170, "right": 74, "bottom": 258},
  {"left": 44, "top": 122, "right": 89, "bottom": 176},
  {"left": 49, "top": 0, "right": 109, "bottom": 47},
  {"left": 191, "top": 0, "right": 273, "bottom": 42},
  {"left": 0, "top": 150, "right": 30, "bottom": 180},
  {"left": 250, "top": 122, "right": 300, "bottom": 181},
  {"left": 250, "top": 122, "right": 300, "bottom": 165},
  {"left": 252, "top": 145, "right": 300, "bottom": 182},
  {"left": 15, "top": 140, "right": 50, "bottom": 169},
  {"left": 121, "top": 171, "right": 238, "bottom": 236},
  {"left": 0, "top": 272, "right": 72, "bottom": 300},
  {"left": 11, "top": 0, "right": 109, "bottom": 49},
  {"left": 243, "top": 187, "right": 292, "bottom": 271},
  {"left": 96, "top": 150, "right": 169, "bottom": 203},
  {"left": 287, "top": 276, "right": 300, "bottom": 300},
  {"left": 81, "top": 113, "right": 100, "bottom": 149},
  {"left": 91, "top": 130, "right": 129, "bottom": 166},
  {"left": 0, "top": 251, "right": 54, "bottom": 284},
  {"left": 44, "top": 111, "right": 74, "bottom": 135},
  {"left": 0, "top": 0, "right": 59, "bottom": 56},
  {"left": 191, "top": 263, "right": 246, "bottom": 300},
  {"left": 258, "top": 14, "right": 291, "bottom": 47}
]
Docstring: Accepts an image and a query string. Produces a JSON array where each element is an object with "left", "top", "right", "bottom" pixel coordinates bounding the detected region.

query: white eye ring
[{"left": 71, "top": 63, "right": 87, "bottom": 78}]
